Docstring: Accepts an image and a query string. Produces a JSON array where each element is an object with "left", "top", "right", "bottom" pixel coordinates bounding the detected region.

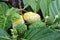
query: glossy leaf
[
  {"left": 0, "top": 29, "right": 10, "bottom": 40},
  {"left": 24, "top": 26, "right": 60, "bottom": 40},
  {"left": 40, "top": 0, "right": 54, "bottom": 17},
  {"left": 23, "top": 0, "right": 29, "bottom": 6},
  {"left": 48, "top": 0, "right": 60, "bottom": 24},
  {"left": 23, "top": 0, "right": 40, "bottom": 12},
  {"left": 5, "top": 17, "right": 12, "bottom": 30},
  {"left": 0, "top": 2, "right": 9, "bottom": 15},
  {"left": 0, "top": 2, "right": 10, "bottom": 30},
  {"left": 28, "top": 0, "right": 40, "bottom": 12},
  {"left": 23, "top": 21, "right": 60, "bottom": 40},
  {"left": 6, "top": 7, "right": 19, "bottom": 16},
  {"left": 49, "top": 0, "right": 60, "bottom": 19}
]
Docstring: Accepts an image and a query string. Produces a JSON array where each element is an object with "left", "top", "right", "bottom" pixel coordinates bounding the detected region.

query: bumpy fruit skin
[
  {"left": 45, "top": 16, "right": 54, "bottom": 25},
  {"left": 23, "top": 12, "right": 41, "bottom": 24},
  {"left": 12, "top": 15, "right": 25, "bottom": 27}
]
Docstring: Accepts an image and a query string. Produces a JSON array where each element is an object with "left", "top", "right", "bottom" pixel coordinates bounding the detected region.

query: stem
[
  {"left": 18, "top": 0, "right": 22, "bottom": 15},
  {"left": 23, "top": 4, "right": 29, "bottom": 9},
  {"left": 19, "top": 9, "right": 28, "bottom": 12}
]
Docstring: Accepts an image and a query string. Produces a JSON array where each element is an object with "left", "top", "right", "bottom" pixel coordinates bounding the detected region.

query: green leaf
[
  {"left": 28, "top": 0, "right": 40, "bottom": 12},
  {"left": 49, "top": 0, "right": 58, "bottom": 19},
  {"left": 23, "top": 0, "right": 40, "bottom": 12},
  {"left": 0, "top": 29, "right": 10, "bottom": 40},
  {"left": 23, "top": 21, "right": 60, "bottom": 40},
  {"left": 0, "top": 2, "right": 9, "bottom": 15},
  {"left": 21, "top": 38, "right": 27, "bottom": 40},
  {"left": 23, "top": 0, "right": 29, "bottom": 6},
  {"left": 40, "top": 0, "right": 54, "bottom": 17},
  {"left": 23, "top": 0, "right": 29, "bottom": 9},
  {"left": 0, "top": 2, "right": 10, "bottom": 30},
  {"left": 6, "top": 7, "right": 20, "bottom": 22},
  {"left": 6, "top": 7, "right": 19, "bottom": 16},
  {"left": 5, "top": 17, "right": 12, "bottom": 30},
  {"left": 24, "top": 27, "right": 60, "bottom": 40},
  {"left": 49, "top": 0, "right": 60, "bottom": 23}
]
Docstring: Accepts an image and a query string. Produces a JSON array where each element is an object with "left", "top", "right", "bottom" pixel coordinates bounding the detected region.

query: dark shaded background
[{"left": 0, "top": 0, "right": 43, "bottom": 19}]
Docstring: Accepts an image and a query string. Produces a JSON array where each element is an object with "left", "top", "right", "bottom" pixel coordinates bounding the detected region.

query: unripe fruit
[
  {"left": 23, "top": 12, "right": 41, "bottom": 24},
  {"left": 12, "top": 15, "right": 25, "bottom": 27},
  {"left": 45, "top": 16, "right": 54, "bottom": 25}
]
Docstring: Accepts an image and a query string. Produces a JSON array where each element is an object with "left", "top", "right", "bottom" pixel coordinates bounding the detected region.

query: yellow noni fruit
[
  {"left": 12, "top": 15, "right": 25, "bottom": 27},
  {"left": 23, "top": 12, "right": 41, "bottom": 23}
]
